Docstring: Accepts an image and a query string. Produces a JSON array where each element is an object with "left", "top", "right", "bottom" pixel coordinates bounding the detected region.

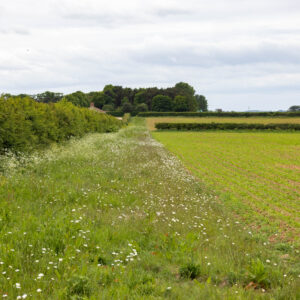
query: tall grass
[{"left": 0, "top": 118, "right": 298, "bottom": 299}]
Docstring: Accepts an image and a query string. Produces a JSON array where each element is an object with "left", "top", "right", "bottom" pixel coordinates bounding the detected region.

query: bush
[
  {"left": 0, "top": 97, "right": 122, "bottom": 153},
  {"left": 122, "top": 113, "right": 131, "bottom": 125},
  {"left": 102, "top": 104, "right": 114, "bottom": 111},
  {"left": 155, "top": 122, "right": 300, "bottom": 131},
  {"left": 179, "top": 262, "right": 201, "bottom": 279}
]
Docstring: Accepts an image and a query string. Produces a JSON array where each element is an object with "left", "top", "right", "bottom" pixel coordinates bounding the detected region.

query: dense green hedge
[
  {"left": 139, "top": 111, "right": 300, "bottom": 117},
  {"left": 155, "top": 122, "right": 300, "bottom": 131},
  {"left": 106, "top": 111, "right": 124, "bottom": 117},
  {"left": 0, "top": 97, "right": 122, "bottom": 153},
  {"left": 107, "top": 111, "right": 139, "bottom": 117}
]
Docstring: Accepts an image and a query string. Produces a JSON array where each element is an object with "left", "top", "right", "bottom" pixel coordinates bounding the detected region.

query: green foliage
[
  {"left": 173, "top": 95, "right": 189, "bottom": 112},
  {"left": 140, "top": 111, "right": 300, "bottom": 117},
  {"left": 175, "top": 82, "right": 197, "bottom": 111},
  {"left": 3, "top": 82, "right": 204, "bottom": 112},
  {"left": 0, "top": 96, "right": 122, "bottom": 153},
  {"left": 0, "top": 120, "right": 298, "bottom": 298},
  {"left": 155, "top": 122, "right": 300, "bottom": 131},
  {"left": 88, "top": 91, "right": 106, "bottom": 108},
  {"left": 122, "top": 102, "right": 133, "bottom": 113},
  {"left": 247, "top": 259, "right": 270, "bottom": 288},
  {"left": 122, "top": 113, "right": 131, "bottom": 124},
  {"left": 121, "top": 97, "right": 130, "bottom": 106},
  {"left": 134, "top": 90, "right": 147, "bottom": 105},
  {"left": 63, "top": 91, "right": 90, "bottom": 107},
  {"left": 175, "top": 82, "right": 195, "bottom": 97},
  {"left": 180, "top": 263, "right": 201, "bottom": 279},
  {"left": 102, "top": 104, "right": 114, "bottom": 111},
  {"left": 67, "top": 275, "right": 91, "bottom": 297},
  {"left": 36, "top": 91, "right": 63, "bottom": 103},
  {"left": 136, "top": 103, "right": 148, "bottom": 112},
  {"left": 195, "top": 95, "right": 208, "bottom": 112},
  {"left": 152, "top": 95, "right": 173, "bottom": 112},
  {"left": 288, "top": 105, "right": 300, "bottom": 112}
]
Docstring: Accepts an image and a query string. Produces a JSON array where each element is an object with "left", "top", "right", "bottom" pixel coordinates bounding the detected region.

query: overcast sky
[{"left": 1, "top": 0, "right": 300, "bottom": 110}]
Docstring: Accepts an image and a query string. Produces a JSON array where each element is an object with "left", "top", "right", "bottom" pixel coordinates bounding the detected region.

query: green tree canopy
[
  {"left": 195, "top": 95, "right": 208, "bottom": 112},
  {"left": 63, "top": 91, "right": 90, "bottom": 107},
  {"left": 152, "top": 95, "right": 173, "bottom": 112},
  {"left": 173, "top": 95, "right": 189, "bottom": 112},
  {"left": 36, "top": 91, "right": 63, "bottom": 103},
  {"left": 136, "top": 103, "right": 148, "bottom": 112},
  {"left": 288, "top": 105, "right": 300, "bottom": 112}
]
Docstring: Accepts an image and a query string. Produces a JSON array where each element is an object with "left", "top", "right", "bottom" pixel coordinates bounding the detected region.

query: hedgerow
[
  {"left": 155, "top": 122, "right": 300, "bottom": 131},
  {"left": 139, "top": 111, "right": 300, "bottom": 117},
  {"left": 0, "top": 97, "right": 122, "bottom": 153}
]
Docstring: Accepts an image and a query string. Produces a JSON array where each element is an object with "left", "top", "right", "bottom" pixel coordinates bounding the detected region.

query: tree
[
  {"left": 63, "top": 91, "right": 90, "bottom": 107},
  {"left": 175, "top": 82, "right": 195, "bottom": 96},
  {"left": 173, "top": 95, "right": 189, "bottom": 112},
  {"left": 102, "top": 104, "right": 114, "bottom": 111},
  {"left": 122, "top": 102, "right": 133, "bottom": 113},
  {"left": 134, "top": 90, "right": 147, "bottom": 105},
  {"left": 288, "top": 105, "right": 300, "bottom": 112},
  {"left": 195, "top": 95, "right": 208, "bottom": 112},
  {"left": 174, "top": 82, "right": 197, "bottom": 111},
  {"left": 136, "top": 103, "right": 148, "bottom": 112},
  {"left": 103, "top": 85, "right": 116, "bottom": 106},
  {"left": 152, "top": 95, "right": 173, "bottom": 112},
  {"left": 88, "top": 92, "right": 106, "bottom": 108},
  {"left": 36, "top": 91, "right": 63, "bottom": 103}
]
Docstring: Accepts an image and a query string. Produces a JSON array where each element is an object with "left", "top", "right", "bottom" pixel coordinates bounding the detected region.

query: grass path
[{"left": 0, "top": 119, "right": 299, "bottom": 299}]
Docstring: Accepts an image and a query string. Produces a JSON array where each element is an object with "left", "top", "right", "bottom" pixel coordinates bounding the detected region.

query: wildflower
[
  {"left": 22, "top": 295, "right": 27, "bottom": 299},
  {"left": 37, "top": 289, "right": 42, "bottom": 293},
  {"left": 15, "top": 283, "right": 21, "bottom": 289}
]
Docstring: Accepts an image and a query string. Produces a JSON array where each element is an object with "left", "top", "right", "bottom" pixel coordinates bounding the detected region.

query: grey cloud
[
  {"left": 152, "top": 8, "right": 193, "bottom": 17},
  {"left": 0, "top": 28, "right": 30, "bottom": 35},
  {"left": 131, "top": 43, "right": 300, "bottom": 68}
]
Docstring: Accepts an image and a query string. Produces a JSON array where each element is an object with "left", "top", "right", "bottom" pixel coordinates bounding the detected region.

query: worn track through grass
[{"left": 0, "top": 118, "right": 299, "bottom": 299}]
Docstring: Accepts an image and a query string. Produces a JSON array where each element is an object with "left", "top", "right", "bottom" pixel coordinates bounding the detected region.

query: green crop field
[
  {"left": 152, "top": 131, "right": 300, "bottom": 244},
  {"left": 147, "top": 117, "right": 300, "bottom": 131},
  {"left": 0, "top": 119, "right": 299, "bottom": 299}
]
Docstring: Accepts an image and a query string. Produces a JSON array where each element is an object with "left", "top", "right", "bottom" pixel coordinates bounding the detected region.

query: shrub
[
  {"left": 179, "top": 262, "right": 201, "bottom": 279},
  {"left": 102, "top": 104, "right": 114, "bottom": 111},
  {"left": 246, "top": 259, "right": 271, "bottom": 289},
  {"left": 0, "top": 96, "right": 122, "bottom": 153},
  {"left": 155, "top": 122, "right": 300, "bottom": 131}
]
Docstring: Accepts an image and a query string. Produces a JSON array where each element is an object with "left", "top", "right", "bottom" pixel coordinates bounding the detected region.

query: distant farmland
[
  {"left": 152, "top": 130, "right": 300, "bottom": 243},
  {"left": 147, "top": 117, "right": 300, "bottom": 131}
]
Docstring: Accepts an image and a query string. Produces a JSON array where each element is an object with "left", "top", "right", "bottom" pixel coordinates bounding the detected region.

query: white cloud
[{"left": 0, "top": 0, "right": 300, "bottom": 110}]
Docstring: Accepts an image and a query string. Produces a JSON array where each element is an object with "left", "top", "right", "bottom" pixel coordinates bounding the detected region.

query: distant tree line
[{"left": 1, "top": 82, "right": 208, "bottom": 113}]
